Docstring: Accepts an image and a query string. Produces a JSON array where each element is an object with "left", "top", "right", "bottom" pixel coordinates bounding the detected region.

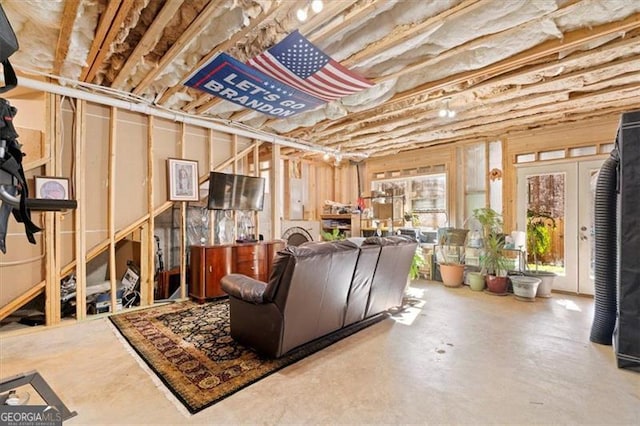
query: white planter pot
[
  {"left": 511, "top": 276, "right": 541, "bottom": 300},
  {"left": 525, "top": 271, "right": 556, "bottom": 298}
]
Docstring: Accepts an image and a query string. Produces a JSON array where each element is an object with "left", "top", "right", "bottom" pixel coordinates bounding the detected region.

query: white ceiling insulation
[{"left": 3, "top": 0, "right": 640, "bottom": 158}]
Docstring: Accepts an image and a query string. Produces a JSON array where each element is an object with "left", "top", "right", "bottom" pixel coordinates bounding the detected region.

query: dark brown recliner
[{"left": 221, "top": 236, "right": 417, "bottom": 358}]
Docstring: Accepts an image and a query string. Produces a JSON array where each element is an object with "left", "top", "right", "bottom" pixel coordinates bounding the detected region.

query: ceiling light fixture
[
  {"left": 311, "top": 0, "right": 324, "bottom": 13},
  {"left": 296, "top": 7, "right": 308, "bottom": 22},
  {"left": 297, "top": 0, "right": 323, "bottom": 22},
  {"left": 438, "top": 98, "right": 456, "bottom": 119}
]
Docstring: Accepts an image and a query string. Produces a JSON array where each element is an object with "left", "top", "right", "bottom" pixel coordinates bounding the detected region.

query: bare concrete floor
[{"left": 1, "top": 280, "right": 639, "bottom": 424}]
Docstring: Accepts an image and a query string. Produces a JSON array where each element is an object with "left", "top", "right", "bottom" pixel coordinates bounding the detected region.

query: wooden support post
[
  {"left": 253, "top": 142, "right": 260, "bottom": 238},
  {"left": 502, "top": 137, "right": 514, "bottom": 232},
  {"left": 44, "top": 93, "right": 60, "bottom": 325},
  {"left": 208, "top": 129, "right": 215, "bottom": 244},
  {"left": 283, "top": 158, "right": 291, "bottom": 220},
  {"left": 232, "top": 135, "right": 238, "bottom": 237},
  {"left": 108, "top": 106, "right": 117, "bottom": 314},
  {"left": 140, "top": 224, "right": 150, "bottom": 306},
  {"left": 179, "top": 123, "right": 187, "bottom": 299},
  {"left": 460, "top": 146, "right": 466, "bottom": 225},
  {"left": 271, "top": 144, "right": 282, "bottom": 239},
  {"left": 74, "top": 100, "right": 87, "bottom": 320},
  {"left": 308, "top": 164, "right": 317, "bottom": 220},
  {"left": 485, "top": 140, "right": 491, "bottom": 209},
  {"left": 142, "top": 115, "right": 155, "bottom": 305}
]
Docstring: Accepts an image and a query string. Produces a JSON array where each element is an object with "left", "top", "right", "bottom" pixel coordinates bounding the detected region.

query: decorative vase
[
  {"left": 525, "top": 270, "right": 556, "bottom": 298},
  {"left": 467, "top": 271, "right": 485, "bottom": 291},
  {"left": 485, "top": 275, "right": 509, "bottom": 294},
  {"left": 511, "top": 276, "right": 541, "bottom": 300},
  {"left": 439, "top": 263, "right": 465, "bottom": 288}
]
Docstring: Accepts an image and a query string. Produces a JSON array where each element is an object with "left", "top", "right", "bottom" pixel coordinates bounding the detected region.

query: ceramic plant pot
[
  {"left": 485, "top": 275, "right": 509, "bottom": 294},
  {"left": 510, "top": 276, "right": 541, "bottom": 300},
  {"left": 440, "top": 263, "right": 465, "bottom": 288},
  {"left": 525, "top": 270, "right": 556, "bottom": 298},
  {"left": 467, "top": 271, "right": 485, "bottom": 291}
]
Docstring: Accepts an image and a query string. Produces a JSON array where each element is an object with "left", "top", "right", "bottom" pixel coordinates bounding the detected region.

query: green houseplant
[
  {"left": 408, "top": 246, "right": 425, "bottom": 281},
  {"left": 472, "top": 207, "right": 510, "bottom": 293},
  {"left": 472, "top": 207, "right": 503, "bottom": 247},
  {"left": 525, "top": 209, "right": 557, "bottom": 297},
  {"left": 321, "top": 228, "right": 345, "bottom": 241},
  {"left": 481, "top": 233, "right": 511, "bottom": 294},
  {"left": 526, "top": 209, "right": 556, "bottom": 268}
]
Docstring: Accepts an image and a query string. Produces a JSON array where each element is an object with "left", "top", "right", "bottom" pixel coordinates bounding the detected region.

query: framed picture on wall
[
  {"left": 34, "top": 176, "right": 70, "bottom": 200},
  {"left": 167, "top": 158, "right": 199, "bottom": 201}
]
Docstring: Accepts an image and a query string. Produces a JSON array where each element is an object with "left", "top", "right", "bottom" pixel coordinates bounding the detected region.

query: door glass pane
[{"left": 526, "top": 173, "right": 565, "bottom": 276}]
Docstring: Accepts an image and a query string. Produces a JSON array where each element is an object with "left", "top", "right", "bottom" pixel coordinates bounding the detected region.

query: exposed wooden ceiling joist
[
  {"left": 79, "top": 0, "right": 122, "bottom": 81},
  {"left": 110, "top": 0, "right": 186, "bottom": 89},
  {"left": 192, "top": 0, "right": 361, "bottom": 115},
  {"left": 52, "top": 0, "right": 81, "bottom": 76},
  {"left": 158, "top": 0, "right": 298, "bottom": 106},
  {"left": 7, "top": 1, "right": 640, "bottom": 159},
  {"left": 291, "top": 12, "right": 640, "bottom": 148},
  {"left": 321, "top": 50, "right": 640, "bottom": 144},
  {"left": 132, "top": 0, "right": 227, "bottom": 96},
  {"left": 351, "top": 88, "right": 640, "bottom": 154},
  {"left": 82, "top": 0, "right": 135, "bottom": 83}
]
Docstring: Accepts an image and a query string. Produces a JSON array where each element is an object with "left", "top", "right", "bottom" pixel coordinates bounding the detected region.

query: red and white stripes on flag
[{"left": 247, "top": 30, "right": 374, "bottom": 102}]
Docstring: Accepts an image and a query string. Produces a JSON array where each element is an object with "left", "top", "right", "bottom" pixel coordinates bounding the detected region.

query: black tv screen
[
  {"left": 207, "top": 171, "right": 235, "bottom": 210},
  {"left": 207, "top": 172, "right": 265, "bottom": 211},
  {"left": 235, "top": 174, "right": 265, "bottom": 211}
]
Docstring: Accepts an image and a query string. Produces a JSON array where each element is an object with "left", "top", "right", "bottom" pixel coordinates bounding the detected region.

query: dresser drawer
[
  {"left": 235, "top": 244, "right": 266, "bottom": 262},
  {"left": 236, "top": 259, "right": 267, "bottom": 279}
]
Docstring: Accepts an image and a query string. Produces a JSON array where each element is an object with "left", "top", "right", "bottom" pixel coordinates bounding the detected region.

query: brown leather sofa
[{"left": 220, "top": 235, "right": 418, "bottom": 358}]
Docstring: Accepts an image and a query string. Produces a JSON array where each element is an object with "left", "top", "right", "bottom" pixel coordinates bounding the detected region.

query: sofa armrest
[{"left": 221, "top": 274, "right": 267, "bottom": 304}]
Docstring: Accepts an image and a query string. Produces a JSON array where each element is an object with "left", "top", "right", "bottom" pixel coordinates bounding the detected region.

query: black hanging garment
[
  {"left": 0, "top": 3, "right": 18, "bottom": 94},
  {"left": 0, "top": 5, "right": 41, "bottom": 253},
  {"left": 0, "top": 99, "right": 41, "bottom": 253}
]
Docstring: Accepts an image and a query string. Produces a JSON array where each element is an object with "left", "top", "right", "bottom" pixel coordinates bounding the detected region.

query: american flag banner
[{"left": 248, "top": 30, "right": 374, "bottom": 102}]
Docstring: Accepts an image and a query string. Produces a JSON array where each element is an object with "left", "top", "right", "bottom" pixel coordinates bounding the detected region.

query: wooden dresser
[{"left": 189, "top": 240, "right": 285, "bottom": 303}]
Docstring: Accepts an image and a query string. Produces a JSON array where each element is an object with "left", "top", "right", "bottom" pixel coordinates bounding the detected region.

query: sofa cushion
[
  {"left": 262, "top": 249, "right": 294, "bottom": 302},
  {"left": 221, "top": 274, "right": 267, "bottom": 304}
]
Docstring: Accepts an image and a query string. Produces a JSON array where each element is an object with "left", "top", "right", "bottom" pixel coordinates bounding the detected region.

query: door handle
[{"left": 209, "top": 265, "right": 212, "bottom": 273}]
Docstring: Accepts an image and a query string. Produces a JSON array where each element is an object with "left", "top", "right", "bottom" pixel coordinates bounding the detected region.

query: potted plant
[
  {"left": 481, "top": 233, "right": 511, "bottom": 294},
  {"left": 466, "top": 266, "right": 485, "bottom": 291},
  {"left": 524, "top": 209, "right": 557, "bottom": 297},
  {"left": 321, "top": 228, "right": 345, "bottom": 241},
  {"left": 408, "top": 246, "right": 425, "bottom": 281},
  {"left": 472, "top": 207, "right": 503, "bottom": 245},
  {"left": 435, "top": 245, "right": 465, "bottom": 288},
  {"left": 475, "top": 208, "right": 512, "bottom": 294}
]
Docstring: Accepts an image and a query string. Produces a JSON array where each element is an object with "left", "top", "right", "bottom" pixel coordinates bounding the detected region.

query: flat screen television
[{"left": 207, "top": 171, "right": 265, "bottom": 211}]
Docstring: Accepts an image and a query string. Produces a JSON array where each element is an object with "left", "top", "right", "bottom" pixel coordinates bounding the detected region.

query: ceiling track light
[
  {"left": 311, "top": 0, "right": 324, "bottom": 13},
  {"left": 296, "top": 7, "right": 308, "bottom": 22},
  {"left": 438, "top": 98, "right": 456, "bottom": 119},
  {"left": 297, "top": 0, "right": 324, "bottom": 22}
]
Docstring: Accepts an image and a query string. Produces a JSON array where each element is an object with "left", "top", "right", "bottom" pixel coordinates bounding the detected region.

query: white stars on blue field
[{"left": 270, "top": 36, "right": 330, "bottom": 79}]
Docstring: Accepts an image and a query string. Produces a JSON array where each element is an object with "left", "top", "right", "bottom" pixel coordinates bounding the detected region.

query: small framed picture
[
  {"left": 167, "top": 158, "right": 199, "bottom": 201},
  {"left": 34, "top": 176, "right": 70, "bottom": 200}
]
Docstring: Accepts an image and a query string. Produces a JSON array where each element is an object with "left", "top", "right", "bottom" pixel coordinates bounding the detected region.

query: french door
[{"left": 516, "top": 159, "right": 603, "bottom": 295}]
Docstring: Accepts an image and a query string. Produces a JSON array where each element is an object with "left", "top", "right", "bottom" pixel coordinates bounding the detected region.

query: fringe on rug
[{"left": 107, "top": 319, "right": 193, "bottom": 418}]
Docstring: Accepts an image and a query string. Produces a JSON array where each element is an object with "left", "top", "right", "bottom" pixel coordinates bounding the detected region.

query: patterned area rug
[{"left": 109, "top": 299, "right": 384, "bottom": 414}]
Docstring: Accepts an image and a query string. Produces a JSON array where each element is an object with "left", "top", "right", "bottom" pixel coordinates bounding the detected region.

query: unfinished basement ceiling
[{"left": 4, "top": 0, "right": 640, "bottom": 158}]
